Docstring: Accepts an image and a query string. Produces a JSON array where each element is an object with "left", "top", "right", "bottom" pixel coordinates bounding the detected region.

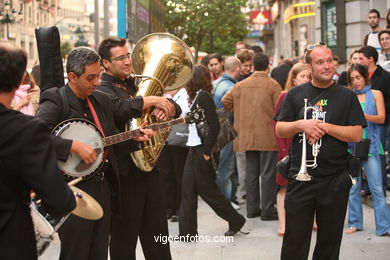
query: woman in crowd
[
  {"left": 179, "top": 64, "right": 245, "bottom": 239},
  {"left": 345, "top": 63, "right": 390, "bottom": 236},
  {"left": 378, "top": 30, "right": 390, "bottom": 72},
  {"left": 11, "top": 71, "right": 40, "bottom": 115},
  {"left": 273, "top": 62, "right": 310, "bottom": 236},
  {"left": 338, "top": 50, "right": 362, "bottom": 86}
]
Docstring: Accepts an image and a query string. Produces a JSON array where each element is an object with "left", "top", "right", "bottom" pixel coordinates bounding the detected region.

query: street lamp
[{"left": 0, "top": 1, "right": 23, "bottom": 40}]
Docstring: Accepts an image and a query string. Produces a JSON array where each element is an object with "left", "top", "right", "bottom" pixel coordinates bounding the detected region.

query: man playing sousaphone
[
  {"left": 36, "top": 46, "right": 180, "bottom": 260},
  {"left": 0, "top": 41, "right": 75, "bottom": 259},
  {"left": 97, "top": 36, "right": 185, "bottom": 259},
  {"left": 274, "top": 43, "right": 367, "bottom": 259}
]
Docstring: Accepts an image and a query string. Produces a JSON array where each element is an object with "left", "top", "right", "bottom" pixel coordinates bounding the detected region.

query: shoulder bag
[{"left": 193, "top": 90, "right": 238, "bottom": 153}]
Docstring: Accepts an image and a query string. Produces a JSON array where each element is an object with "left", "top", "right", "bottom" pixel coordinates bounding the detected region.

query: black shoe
[
  {"left": 225, "top": 215, "right": 246, "bottom": 236},
  {"left": 261, "top": 213, "right": 278, "bottom": 221},
  {"left": 360, "top": 190, "right": 371, "bottom": 198},
  {"left": 247, "top": 210, "right": 261, "bottom": 218}
]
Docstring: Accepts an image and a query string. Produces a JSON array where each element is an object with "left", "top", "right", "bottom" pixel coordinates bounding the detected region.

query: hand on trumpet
[{"left": 300, "top": 119, "right": 328, "bottom": 141}]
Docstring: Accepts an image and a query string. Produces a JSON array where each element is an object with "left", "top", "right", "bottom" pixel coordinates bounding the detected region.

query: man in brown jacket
[{"left": 222, "top": 53, "right": 281, "bottom": 220}]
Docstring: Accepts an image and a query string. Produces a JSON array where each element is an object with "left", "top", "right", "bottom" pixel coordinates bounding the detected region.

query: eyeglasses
[
  {"left": 111, "top": 53, "right": 131, "bottom": 62},
  {"left": 306, "top": 42, "right": 327, "bottom": 52}
]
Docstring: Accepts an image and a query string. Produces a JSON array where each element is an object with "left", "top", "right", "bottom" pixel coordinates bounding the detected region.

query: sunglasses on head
[{"left": 306, "top": 42, "right": 327, "bottom": 52}]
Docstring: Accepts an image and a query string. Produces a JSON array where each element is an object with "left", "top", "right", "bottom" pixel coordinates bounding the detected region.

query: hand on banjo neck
[{"left": 54, "top": 107, "right": 205, "bottom": 179}]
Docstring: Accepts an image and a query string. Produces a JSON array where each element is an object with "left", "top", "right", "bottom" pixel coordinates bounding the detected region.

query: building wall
[
  {"left": 273, "top": 0, "right": 316, "bottom": 60},
  {"left": 315, "top": 0, "right": 389, "bottom": 62},
  {"left": 1, "top": 0, "right": 58, "bottom": 68}
]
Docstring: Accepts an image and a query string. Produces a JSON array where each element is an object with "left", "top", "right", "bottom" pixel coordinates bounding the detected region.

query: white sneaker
[{"left": 231, "top": 202, "right": 240, "bottom": 210}]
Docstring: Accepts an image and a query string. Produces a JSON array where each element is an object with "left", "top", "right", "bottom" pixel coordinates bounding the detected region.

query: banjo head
[{"left": 53, "top": 119, "right": 104, "bottom": 178}]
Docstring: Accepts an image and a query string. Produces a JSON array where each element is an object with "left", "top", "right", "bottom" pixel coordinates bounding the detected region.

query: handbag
[
  {"left": 167, "top": 124, "right": 189, "bottom": 147},
  {"left": 197, "top": 108, "right": 238, "bottom": 153},
  {"left": 276, "top": 155, "right": 290, "bottom": 179},
  {"left": 353, "top": 139, "right": 371, "bottom": 160}
]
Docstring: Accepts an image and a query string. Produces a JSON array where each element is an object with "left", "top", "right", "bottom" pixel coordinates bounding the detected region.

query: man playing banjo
[
  {"left": 0, "top": 41, "right": 76, "bottom": 259},
  {"left": 36, "top": 46, "right": 180, "bottom": 260}
]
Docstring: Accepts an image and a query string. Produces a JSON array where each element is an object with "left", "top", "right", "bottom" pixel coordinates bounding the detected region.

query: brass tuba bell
[{"left": 129, "top": 33, "right": 195, "bottom": 171}]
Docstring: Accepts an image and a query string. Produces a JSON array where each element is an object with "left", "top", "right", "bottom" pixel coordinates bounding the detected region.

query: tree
[
  {"left": 164, "top": 0, "right": 249, "bottom": 60},
  {"left": 60, "top": 42, "right": 72, "bottom": 59}
]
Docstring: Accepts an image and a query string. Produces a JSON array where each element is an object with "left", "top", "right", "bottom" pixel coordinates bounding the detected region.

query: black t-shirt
[{"left": 274, "top": 82, "right": 367, "bottom": 179}]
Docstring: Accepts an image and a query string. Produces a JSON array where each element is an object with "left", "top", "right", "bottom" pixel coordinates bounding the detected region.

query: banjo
[{"left": 53, "top": 107, "right": 204, "bottom": 178}]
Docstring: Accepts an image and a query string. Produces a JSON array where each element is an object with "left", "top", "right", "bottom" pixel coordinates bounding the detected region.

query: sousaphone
[{"left": 129, "top": 33, "right": 195, "bottom": 171}]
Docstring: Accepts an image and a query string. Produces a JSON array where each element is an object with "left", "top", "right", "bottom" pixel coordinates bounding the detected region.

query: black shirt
[
  {"left": 97, "top": 72, "right": 182, "bottom": 176},
  {"left": 274, "top": 82, "right": 367, "bottom": 179},
  {"left": 371, "top": 65, "right": 390, "bottom": 118}
]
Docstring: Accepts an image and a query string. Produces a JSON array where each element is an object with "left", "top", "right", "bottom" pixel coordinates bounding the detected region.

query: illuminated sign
[
  {"left": 284, "top": 2, "right": 316, "bottom": 24},
  {"left": 250, "top": 10, "right": 272, "bottom": 25}
]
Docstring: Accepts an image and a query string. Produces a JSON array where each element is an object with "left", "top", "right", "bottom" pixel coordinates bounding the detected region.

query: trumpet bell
[{"left": 294, "top": 172, "right": 313, "bottom": 181}]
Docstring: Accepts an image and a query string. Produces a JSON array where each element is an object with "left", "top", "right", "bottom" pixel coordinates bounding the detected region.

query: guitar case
[{"left": 35, "top": 26, "right": 65, "bottom": 93}]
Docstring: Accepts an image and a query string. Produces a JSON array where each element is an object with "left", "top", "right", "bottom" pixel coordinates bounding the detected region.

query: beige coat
[{"left": 222, "top": 71, "right": 281, "bottom": 152}]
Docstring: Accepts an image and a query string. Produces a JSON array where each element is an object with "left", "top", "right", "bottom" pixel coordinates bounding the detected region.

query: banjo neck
[{"left": 102, "top": 117, "right": 185, "bottom": 147}]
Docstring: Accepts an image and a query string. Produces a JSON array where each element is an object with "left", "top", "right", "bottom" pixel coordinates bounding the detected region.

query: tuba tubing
[{"left": 128, "top": 33, "right": 195, "bottom": 172}]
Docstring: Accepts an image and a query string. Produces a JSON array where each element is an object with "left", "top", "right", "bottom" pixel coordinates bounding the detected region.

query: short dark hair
[
  {"left": 237, "top": 49, "right": 254, "bottom": 63},
  {"left": 378, "top": 30, "right": 390, "bottom": 45},
  {"left": 248, "top": 45, "right": 263, "bottom": 54},
  {"left": 253, "top": 53, "right": 269, "bottom": 71},
  {"left": 359, "top": 45, "right": 378, "bottom": 63},
  {"left": 208, "top": 53, "right": 223, "bottom": 63},
  {"left": 369, "top": 9, "right": 380, "bottom": 19},
  {"left": 66, "top": 47, "right": 100, "bottom": 76},
  {"left": 0, "top": 41, "right": 27, "bottom": 93},
  {"left": 347, "top": 63, "right": 370, "bottom": 86},
  {"left": 98, "top": 37, "right": 127, "bottom": 61}
]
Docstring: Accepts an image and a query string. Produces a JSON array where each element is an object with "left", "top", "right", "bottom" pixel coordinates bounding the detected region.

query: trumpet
[{"left": 294, "top": 98, "right": 324, "bottom": 181}]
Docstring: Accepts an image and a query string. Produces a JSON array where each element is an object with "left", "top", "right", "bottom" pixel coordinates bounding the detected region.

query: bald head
[
  {"left": 223, "top": 57, "right": 241, "bottom": 79},
  {"left": 224, "top": 57, "right": 241, "bottom": 72},
  {"left": 0, "top": 41, "right": 27, "bottom": 93}
]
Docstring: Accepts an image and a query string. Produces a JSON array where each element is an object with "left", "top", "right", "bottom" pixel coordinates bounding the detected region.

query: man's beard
[{"left": 370, "top": 23, "right": 379, "bottom": 29}]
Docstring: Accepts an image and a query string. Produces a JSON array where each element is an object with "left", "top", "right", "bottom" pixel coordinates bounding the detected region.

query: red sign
[{"left": 250, "top": 10, "right": 272, "bottom": 25}]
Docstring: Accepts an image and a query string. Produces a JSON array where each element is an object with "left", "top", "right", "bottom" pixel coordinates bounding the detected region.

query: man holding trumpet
[{"left": 274, "top": 43, "right": 367, "bottom": 260}]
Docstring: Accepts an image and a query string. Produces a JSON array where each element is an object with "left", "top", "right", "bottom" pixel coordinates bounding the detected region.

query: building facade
[{"left": 267, "top": 0, "right": 390, "bottom": 63}]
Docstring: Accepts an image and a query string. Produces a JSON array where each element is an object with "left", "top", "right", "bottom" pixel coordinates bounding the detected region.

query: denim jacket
[{"left": 212, "top": 73, "right": 237, "bottom": 121}]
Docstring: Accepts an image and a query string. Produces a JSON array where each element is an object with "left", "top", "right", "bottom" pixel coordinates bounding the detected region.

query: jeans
[
  {"left": 348, "top": 155, "right": 390, "bottom": 235},
  {"left": 216, "top": 142, "right": 235, "bottom": 200}
]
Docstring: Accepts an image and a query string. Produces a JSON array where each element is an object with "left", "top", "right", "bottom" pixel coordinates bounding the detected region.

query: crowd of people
[{"left": 1, "top": 7, "right": 390, "bottom": 260}]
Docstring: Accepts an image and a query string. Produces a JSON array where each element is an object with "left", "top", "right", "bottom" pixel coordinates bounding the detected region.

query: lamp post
[{"left": 0, "top": 1, "right": 23, "bottom": 40}]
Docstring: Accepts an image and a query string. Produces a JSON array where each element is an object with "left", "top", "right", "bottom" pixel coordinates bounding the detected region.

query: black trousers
[
  {"left": 110, "top": 170, "right": 171, "bottom": 260},
  {"left": 159, "top": 145, "right": 189, "bottom": 215},
  {"left": 281, "top": 171, "right": 352, "bottom": 260},
  {"left": 58, "top": 176, "right": 111, "bottom": 260},
  {"left": 179, "top": 146, "right": 243, "bottom": 235}
]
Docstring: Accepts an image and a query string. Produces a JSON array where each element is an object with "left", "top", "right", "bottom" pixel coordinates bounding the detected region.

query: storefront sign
[
  {"left": 284, "top": 2, "right": 315, "bottom": 24},
  {"left": 250, "top": 10, "right": 272, "bottom": 25}
]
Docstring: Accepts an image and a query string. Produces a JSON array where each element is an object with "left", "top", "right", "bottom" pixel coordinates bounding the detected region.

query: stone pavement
[{"left": 40, "top": 192, "right": 390, "bottom": 260}]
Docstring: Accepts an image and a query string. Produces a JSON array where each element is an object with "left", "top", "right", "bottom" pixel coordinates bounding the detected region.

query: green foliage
[
  {"left": 164, "top": 0, "right": 249, "bottom": 59},
  {"left": 60, "top": 42, "right": 72, "bottom": 59}
]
